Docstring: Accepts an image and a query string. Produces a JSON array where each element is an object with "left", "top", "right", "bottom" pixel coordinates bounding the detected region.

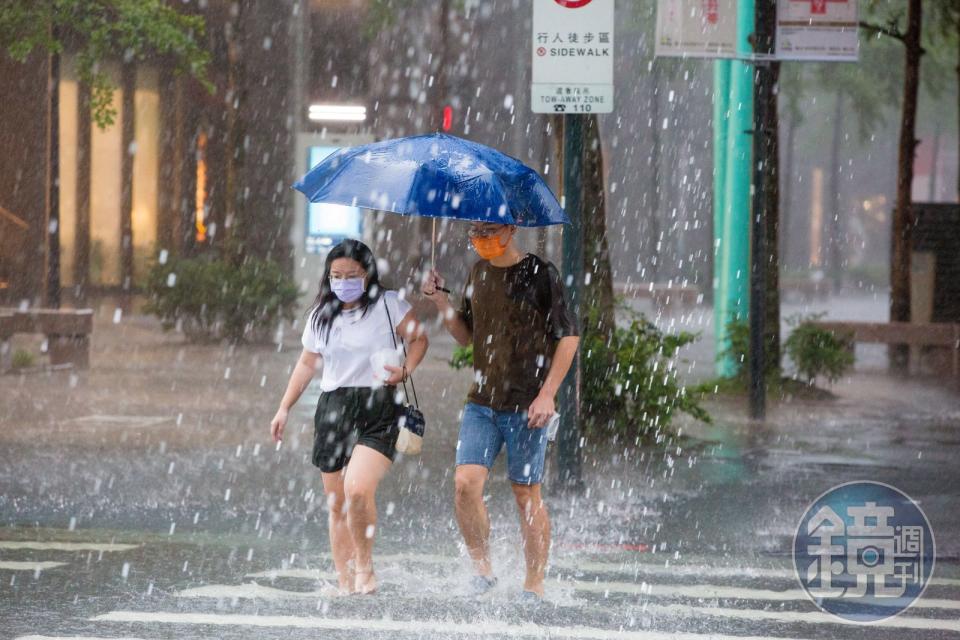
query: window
[{"left": 305, "top": 145, "right": 363, "bottom": 253}]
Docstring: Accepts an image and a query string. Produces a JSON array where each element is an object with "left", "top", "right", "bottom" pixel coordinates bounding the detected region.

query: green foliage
[
  {"left": 581, "top": 304, "right": 711, "bottom": 437},
  {"left": 784, "top": 313, "right": 855, "bottom": 385},
  {"left": 718, "top": 315, "right": 783, "bottom": 383},
  {"left": 0, "top": 0, "right": 212, "bottom": 128},
  {"left": 720, "top": 316, "right": 750, "bottom": 381},
  {"left": 448, "top": 343, "right": 474, "bottom": 370},
  {"left": 144, "top": 256, "right": 300, "bottom": 344},
  {"left": 11, "top": 349, "right": 35, "bottom": 369}
]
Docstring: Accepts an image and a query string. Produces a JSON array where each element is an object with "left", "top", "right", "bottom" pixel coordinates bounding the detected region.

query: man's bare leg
[
  {"left": 454, "top": 464, "right": 493, "bottom": 577},
  {"left": 512, "top": 483, "right": 550, "bottom": 596}
]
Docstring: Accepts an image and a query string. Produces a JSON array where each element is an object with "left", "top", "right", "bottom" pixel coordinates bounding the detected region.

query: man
[{"left": 422, "top": 222, "right": 579, "bottom": 602}]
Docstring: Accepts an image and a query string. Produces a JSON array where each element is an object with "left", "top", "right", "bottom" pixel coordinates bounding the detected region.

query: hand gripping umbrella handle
[{"left": 431, "top": 219, "right": 451, "bottom": 294}]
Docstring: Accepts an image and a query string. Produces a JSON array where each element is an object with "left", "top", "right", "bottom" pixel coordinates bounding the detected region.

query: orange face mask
[{"left": 470, "top": 234, "right": 509, "bottom": 260}]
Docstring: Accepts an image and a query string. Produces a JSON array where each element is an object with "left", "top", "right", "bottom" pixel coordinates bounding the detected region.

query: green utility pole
[
  {"left": 714, "top": 0, "right": 755, "bottom": 376},
  {"left": 712, "top": 60, "right": 730, "bottom": 308},
  {"left": 557, "top": 113, "right": 584, "bottom": 491}
]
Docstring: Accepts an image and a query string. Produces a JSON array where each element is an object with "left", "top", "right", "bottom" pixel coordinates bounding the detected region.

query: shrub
[
  {"left": 581, "top": 304, "right": 710, "bottom": 438},
  {"left": 784, "top": 313, "right": 854, "bottom": 384},
  {"left": 12, "top": 349, "right": 35, "bottom": 369},
  {"left": 449, "top": 343, "right": 474, "bottom": 370},
  {"left": 145, "top": 255, "right": 300, "bottom": 343},
  {"left": 719, "top": 316, "right": 781, "bottom": 383}
]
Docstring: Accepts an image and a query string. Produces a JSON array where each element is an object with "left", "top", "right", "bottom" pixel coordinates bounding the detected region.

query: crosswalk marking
[
  {"left": 16, "top": 637, "right": 148, "bottom": 640},
  {"left": 197, "top": 575, "right": 960, "bottom": 613},
  {"left": 177, "top": 582, "right": 332, "bottom": 600},
  {"left": 245, "top": 568, "right": 337, "bottom": 580},
  {"left": 91, "top": 610, "right": 815, "bottom": 640},
  {"left": 569, "top": 561, "right": 960, "bottom": 588},
  {"left": 248, "top": 557, "right": 960, "bottom": 596},
  {"left": 301, "top": 551, "right": 960, "bottom": 587},
  {"left": 0, "top": 541, "right": 140, "bottom": 552},
  {"left": 0, "top": 561, "right": 68, "bottom": 571},
  {"left": 571, "top": 580, "right": 960, "bottom": 610},
  {"left": 644, "top": 603, "right": 960, "bottom": 633}
]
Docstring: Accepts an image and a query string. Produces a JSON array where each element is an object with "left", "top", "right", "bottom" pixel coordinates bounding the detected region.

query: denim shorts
[{"left": 455, "top": 402, "right": 548, "bottom": 485}]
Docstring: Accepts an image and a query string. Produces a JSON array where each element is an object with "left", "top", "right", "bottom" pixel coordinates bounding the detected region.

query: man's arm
[
  {"left": 527, "top": 336, "right": 579, "bottom": 428},
  {"left": 422, "top": 269, "right": 472, "bottom": 346}
]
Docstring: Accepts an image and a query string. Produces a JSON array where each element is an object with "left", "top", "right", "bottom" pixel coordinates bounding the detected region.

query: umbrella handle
[{"left": 430, "top": 218, "right": 450, "bottom": 293}]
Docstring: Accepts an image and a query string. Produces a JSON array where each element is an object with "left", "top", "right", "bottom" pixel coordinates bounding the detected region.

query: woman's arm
[
  {"left": 270, "top": 348, "right": 321, "bottom": 442},
  {"left": 383, "top": 308, "right": 429, "bottom": 384}
]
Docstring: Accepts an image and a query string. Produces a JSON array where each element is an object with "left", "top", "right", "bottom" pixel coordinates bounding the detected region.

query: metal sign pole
[
  {"left": 557, "top": 113, "right": 584, "bottom": 490},
  {"left": 749, "top": 0, "right": 777, "bottom": 420}
]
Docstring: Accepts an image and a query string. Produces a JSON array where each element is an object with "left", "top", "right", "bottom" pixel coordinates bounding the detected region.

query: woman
[{"left": 271, "top": 239, "right": 428, "bottom": 595}]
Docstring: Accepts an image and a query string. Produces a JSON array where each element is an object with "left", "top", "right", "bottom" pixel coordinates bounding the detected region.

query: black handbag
[{"left": 383, "top": 297, "right": 425, "bottom": 451}]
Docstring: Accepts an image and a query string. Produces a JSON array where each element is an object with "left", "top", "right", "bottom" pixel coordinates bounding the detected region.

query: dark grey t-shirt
[{"left": 459, "top": 254, "right": 578, "bottom": 411}]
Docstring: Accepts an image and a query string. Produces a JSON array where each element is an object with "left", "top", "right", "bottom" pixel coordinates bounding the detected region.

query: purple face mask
[{"left": 330, "top": 277, "right": 365, "bottom": 303}]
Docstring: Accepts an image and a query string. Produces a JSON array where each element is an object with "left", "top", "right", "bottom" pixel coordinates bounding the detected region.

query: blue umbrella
[{"left": 293, "top": 133, "right": 568, "bottom": 236}]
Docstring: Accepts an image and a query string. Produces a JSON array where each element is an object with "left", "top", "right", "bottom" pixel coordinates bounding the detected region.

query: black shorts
[{"left": 312, "top": 386, "right": 401, "bottom": 473}]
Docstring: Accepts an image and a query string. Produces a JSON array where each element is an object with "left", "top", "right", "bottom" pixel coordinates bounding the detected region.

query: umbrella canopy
[{"left": 292, "top": 133, "right": 568, "bottom": 227}]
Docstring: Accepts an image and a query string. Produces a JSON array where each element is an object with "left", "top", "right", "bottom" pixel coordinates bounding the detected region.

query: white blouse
[{"left": 301, "top": 290, "right": 412, "bottom": 391}]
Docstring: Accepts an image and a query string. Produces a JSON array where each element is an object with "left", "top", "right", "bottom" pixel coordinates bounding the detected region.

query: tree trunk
[
  {"left": 781, "top": 113, "right": 796, "bottom": 269},
  {"left": 47, "top": 44, "right": 61, "bottom": 308},
  {"left": 224, "top": 4, "right": 246, "bottom": 264},
  {"left": 648, "top": 63, "right": 662, "bottom": 283},
  {"left": 826, "top": 91, "right": 844, "bottom": 294},
  {"left": 581, "top": 114, "right": 615, "bottom": 341},
  {"left": 74, "top": 81, "right": 92, "bottom": 304},
  {"left": 120, "top": 63, "right": 136, "bottom": 304},
  {"left": 888, "top": 0, "right": 923, "bottom": 371}
]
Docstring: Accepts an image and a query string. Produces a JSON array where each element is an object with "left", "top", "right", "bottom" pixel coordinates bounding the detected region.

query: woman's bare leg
[
  {"left": 343, "top": 444, "right": 392, "bottom": 594},
  {"left": 320, "top": 470, "right": 355, "bottom": 592}
]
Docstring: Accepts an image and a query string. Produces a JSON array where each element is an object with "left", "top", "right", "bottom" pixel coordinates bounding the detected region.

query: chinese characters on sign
[
  {"left": 531, "top": 0, "right": 614, "bottom": 114},
  {"left": 776, "top": 0, "right": 859, "bottom": 61},
  {"left": 655, "top": 0, "right": 737, "bottom": 58},
  {"left": 653, "top": 0, "right": 859, "bottom": 61},
  {"left": 794, "top": 482, "right": 935, "bottom": 622}
]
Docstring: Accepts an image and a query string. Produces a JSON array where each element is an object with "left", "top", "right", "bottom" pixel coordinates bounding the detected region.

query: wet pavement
[{"left": 1, "top": 306, "right": 959, "bottom": 639}]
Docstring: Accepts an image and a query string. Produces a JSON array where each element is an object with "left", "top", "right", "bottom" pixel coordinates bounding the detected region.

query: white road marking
[
  {"left": 0, "top": 561, "right": 67, "bottom": 571},
  {"left": 572, "top": 580, "right": 960, "bottom": 610},
  {"left": 566, "top": 561, "right": 960, "bottom": 587},
  {"left": 645, "top": 603, "right": 960, "bottom": 633},
  {"left": 244, "top": 568, "right": 338, "bottom": 580},
  {"left": 16, "top": 637, "right": 147, "bottom": 640},
  {"left": 309, "top": 552, "right": 960, "bottom": 587},
  {"left": 190, "top": 577, "right": 960, "bottom": 612},
  {"left": 0, "top": 541, "right": 140, "bottom": 552},
  {"left": 92, "top": 610, "right": 815, "bottom": 640},
  {"left": 177, "top": 582, "right": 331, "bottom": 600}
]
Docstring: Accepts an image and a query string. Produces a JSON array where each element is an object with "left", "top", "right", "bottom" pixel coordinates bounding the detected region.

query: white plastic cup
[{"left": 370, "top": 347, "right": 403, "bottom": 384}]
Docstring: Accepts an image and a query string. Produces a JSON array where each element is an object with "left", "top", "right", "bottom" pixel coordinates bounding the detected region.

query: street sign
[
  {"left": 655, "top": 0, "right": 737, "bottom": 59},
  {"left": 776, "top": 0, "right": 859, "bottom": 61},
  {"left": 531, "top": 0, "right": 614, "bottom": 114}
]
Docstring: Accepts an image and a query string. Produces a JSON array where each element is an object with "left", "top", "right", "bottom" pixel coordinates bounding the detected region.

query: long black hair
[{"left": 309, "top": 239, "right": 383, "bottom": 343}]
